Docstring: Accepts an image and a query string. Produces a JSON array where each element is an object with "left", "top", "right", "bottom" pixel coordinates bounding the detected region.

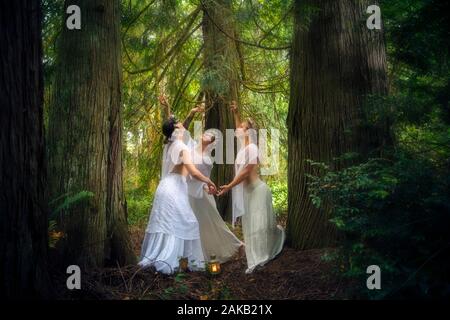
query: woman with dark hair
[
  {"left": 138, "top": 105, "right": 216, "bottom": 274},
  {"left": 158, "top": 95, "right": 243, "bottom": 264}
]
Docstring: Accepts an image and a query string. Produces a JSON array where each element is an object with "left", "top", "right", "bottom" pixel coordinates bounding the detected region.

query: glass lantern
[
  {"left": 207, "top": 254, "right": 221, "bottom": 275},
  {"left": 178, "top": 257, "right": 188, "bottom": 272}
]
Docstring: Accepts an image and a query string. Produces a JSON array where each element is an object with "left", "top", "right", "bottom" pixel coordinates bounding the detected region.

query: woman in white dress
[
  {"left": 138, "top": 117, "right": 216, "bottom": 274},
  {"left": 157, "top": 95, "right": 243, "bottom": 264},
  {"left": 218, "top": 101, "right": 285, "bottom": 274},
  {"left": 186, "top": 130, "right": 243, "bottom": 263}
]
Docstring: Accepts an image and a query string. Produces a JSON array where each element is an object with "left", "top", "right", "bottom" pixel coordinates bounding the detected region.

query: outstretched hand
[
  {"left": 191, "top": 103, "right": 205, "bottom": 114},
  {"left": 217, "top": 184, "right": 231, "bottom": 196},
  {"left": 158, "top": 95, "right": 169, "bottom": 106}
]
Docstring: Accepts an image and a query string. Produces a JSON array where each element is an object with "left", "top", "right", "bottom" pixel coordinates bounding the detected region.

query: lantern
[
  {"left": 178, "top": 257, "right": 188, "bottom": 272},
  {"left": 207, "top": 254, "right": 221, "bottom": 275}
]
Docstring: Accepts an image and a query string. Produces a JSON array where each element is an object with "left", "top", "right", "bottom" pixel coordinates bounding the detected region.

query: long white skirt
[
  {"left": 242, "top": 178, "right": 285, "bottom": 274},
  {"left": 139, "top": 173, "right": 205, "bottom": 274},
  {"left": 189, "top": 190, "right": 242, "bottom": 263}
]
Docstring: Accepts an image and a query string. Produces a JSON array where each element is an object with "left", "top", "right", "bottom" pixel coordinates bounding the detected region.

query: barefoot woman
[
  {"left": 158, "top": 95, "right": 243, "bottom": 263},
  {"left": 218, "top": 101, "right": 285, "bottom": 273},
  {"left": 138, "top": 111, "right": 216, "bottom": 274}
]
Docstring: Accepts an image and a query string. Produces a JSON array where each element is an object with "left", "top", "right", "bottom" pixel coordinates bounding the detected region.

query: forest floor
[{"left": 72, "top": 223, "right": 352, "bottom": 300}]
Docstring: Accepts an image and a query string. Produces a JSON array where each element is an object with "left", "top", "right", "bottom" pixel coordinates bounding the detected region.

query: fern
[{"left": 50, "top": 191, "right": 94, "bottom": 219}]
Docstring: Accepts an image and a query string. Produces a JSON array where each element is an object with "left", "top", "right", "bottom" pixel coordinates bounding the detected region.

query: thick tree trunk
[
  {"left": 286, "top": 0, "right": 391, "bottom": 249},
  {"left": 0, "top": 0, "right": 50, "bottom": 298},
  {"left": 201, "top": 0, "right": 240, "bottom": 219},
  {"left": 47, "top": 0, "right": 134, "bottom": 268}
]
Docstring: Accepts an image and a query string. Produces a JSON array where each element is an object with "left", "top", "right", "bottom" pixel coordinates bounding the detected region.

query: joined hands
[
  {"left": 217, "top": 184, "right": 231, "bottom": 196},
  {"left": 204, "top": 183, "right": 231, "bottom": 196}
]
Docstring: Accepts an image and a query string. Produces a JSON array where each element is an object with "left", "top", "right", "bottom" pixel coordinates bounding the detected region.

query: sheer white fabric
[
  {"left": 232, "top": 143, "right": 259, "bottom": 227},
  {"left": 231, "top": 142, "right": 285, "bottom": 273},
  {"left": 138, "top": 137, "right": 205, "bottom": 274},
  {"left": 161, "top": 129, "right": 191, "bottom": 179},
  {"left": 242, "top": 178, "right": 285, "bottom": 274},
  {"left": 187, "top": 149, "right": 242, "bottom": 263},
  {"left": 145, "top": 173, "right": 199, "bottom": 239},
  {"left": 139, "top": 232, "right": 204, "bottom": 274},
  {"left": 186, "top": 152, "right": 211, "bottom": 198}
]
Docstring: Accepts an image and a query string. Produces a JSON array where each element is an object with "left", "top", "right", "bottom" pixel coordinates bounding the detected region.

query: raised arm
[
  {"left": 230, "top": 100, "right": 242, "bottom": 128},
  {"left": 183, "top": 103, "right": 204, "bottom": 129},
  {"left": 158, "top": 95, "right": 171, "bottom": 120}
]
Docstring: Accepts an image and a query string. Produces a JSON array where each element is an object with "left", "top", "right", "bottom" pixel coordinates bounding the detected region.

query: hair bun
[{"left": 162, "top": 118, "right": 177, "bottom": 139}]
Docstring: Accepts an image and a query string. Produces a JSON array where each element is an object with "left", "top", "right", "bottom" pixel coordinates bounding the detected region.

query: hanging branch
[
  {"left": 155, "top": 23, "right": 202, "bottom": 84},
  {"left": 125, "top": 7, "right": 202, "bottom": 75},
  {"left": 125, "top": 40, "right": 203, "bottom": 127},
  {"left": 121, "top": 0, "right": 158, "bottom": 69},
  {"left": 200, "top": 0, "right": 291, "bottom": 51},
  {"left": 173, "top": 44, "right": 204, "bottom": 110},
  {"left": 248, "top": 0, "right": 293, "bottom": 46},
  {"left": 123, "top": 0, "right": 157, "bottom": 35},
  {"left": 234, "top": 30, "right": 247, "bottom": 82},
  {"left": 173, "top": 64, "right": 204, "bottom": 112},
  {"left": 124, "top": 78, "right": 157, "bottom": 123}
]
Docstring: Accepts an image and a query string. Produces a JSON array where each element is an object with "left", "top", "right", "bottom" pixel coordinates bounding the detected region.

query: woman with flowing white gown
[
  {"left": 218, "top": 101, "right": 285, "bottom": 274},
  {"left": 138, "top": 118, "right": 216, "bottom": 274},
  {"left": 186, "top": 131, "right": 243, "bottom": 263}
]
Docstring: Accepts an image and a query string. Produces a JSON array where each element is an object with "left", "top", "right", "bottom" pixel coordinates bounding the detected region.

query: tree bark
[
  {"left": 286, "top": 0, "right": 391, "bottom": 249},
  {"left": 47, "top": 0, "right": 134, "bottom": 268},
  {"left": 0, "top": 0, "right": 51, "bottom": 298},
  {"left": 201, "top": 0, "right": 240, "bottom": 219}
]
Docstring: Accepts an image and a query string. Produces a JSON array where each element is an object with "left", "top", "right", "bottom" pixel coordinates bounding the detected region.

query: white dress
[
  {"left": 138, "top": 139, "right": 205, "bottom": 274},
  {"left": 187, "top": 149, "right": 242, "bottom": 263},
  {"left": 232, "top": 143, "right": 285, "bottom": 273},
  {"left": 242, "top": 178, "right": 285, "bottom": 273}
]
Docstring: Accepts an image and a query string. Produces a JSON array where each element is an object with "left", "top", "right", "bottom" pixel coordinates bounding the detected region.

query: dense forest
[{"left": 1, "top": 0, "right": 449, "bottom": 300}]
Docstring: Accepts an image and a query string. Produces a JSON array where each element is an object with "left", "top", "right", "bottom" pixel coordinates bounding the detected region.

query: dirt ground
[{"left": 71, "top": 225, "right": 351, "bottom": 300}]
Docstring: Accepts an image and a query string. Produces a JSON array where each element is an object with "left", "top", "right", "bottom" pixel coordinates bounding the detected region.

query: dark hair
[{"left": 162, "top": 116, "right": 177, "bottom": 142}]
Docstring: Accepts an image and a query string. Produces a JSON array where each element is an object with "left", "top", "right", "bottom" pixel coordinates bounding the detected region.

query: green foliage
[
  {"left": 383, "top": 0, "right": 450, "bottom": 124},
  {"left": 48, "top": 191, "right": 95, "bottom": 248},
  {"left": 303, "top": 1, "right": 449, "bottom": 299},
  {"left": 49, "top": 191, "right": 95, "bottom": 219},
  {"left": 308, "top": 135, "right": 450, "bottom": 298},
  {"left": 268, "top": 180, "right": 288, "bottom": 216},
  {"left": 126, "top": 188, "right": 153, "bottom": 226},
  {"left": 120, "top": 0, "right": 291, "bottom": 211}
]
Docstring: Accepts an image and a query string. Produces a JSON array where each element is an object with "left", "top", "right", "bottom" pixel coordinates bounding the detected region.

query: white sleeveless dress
[
  {"left": 187, "top": 149, "right": 242, "bottom": 263},
  {"left": 138, "top": 140, "right": 205, "bottom": 274},
  {"left": 232, "top": 143, "right": 285, "bottom": 274}
]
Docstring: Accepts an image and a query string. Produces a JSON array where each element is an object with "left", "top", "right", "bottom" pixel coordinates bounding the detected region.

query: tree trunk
[
  {"left": 286, "top": 0, "right": 391, "bottom": 249},
  {"left": 0, "top": 0, "right": 51, "bottom": 298},
  {"left": 47, "top": 0, "right": 134, "bottom": 268},
  {"left": 201, "top": 0, "right": 240, "bottom": 219}
]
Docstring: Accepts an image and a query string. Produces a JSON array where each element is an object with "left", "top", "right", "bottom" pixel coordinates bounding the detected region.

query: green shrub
[
  {"left": 126, "top": 188, "right": 153, "bottom": 226},
  {"left": 308, "top": 146, "right": 450, "bottom": 299},
  {"left": 268, "top": 180, "right": 288, "bottom": 216}
]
